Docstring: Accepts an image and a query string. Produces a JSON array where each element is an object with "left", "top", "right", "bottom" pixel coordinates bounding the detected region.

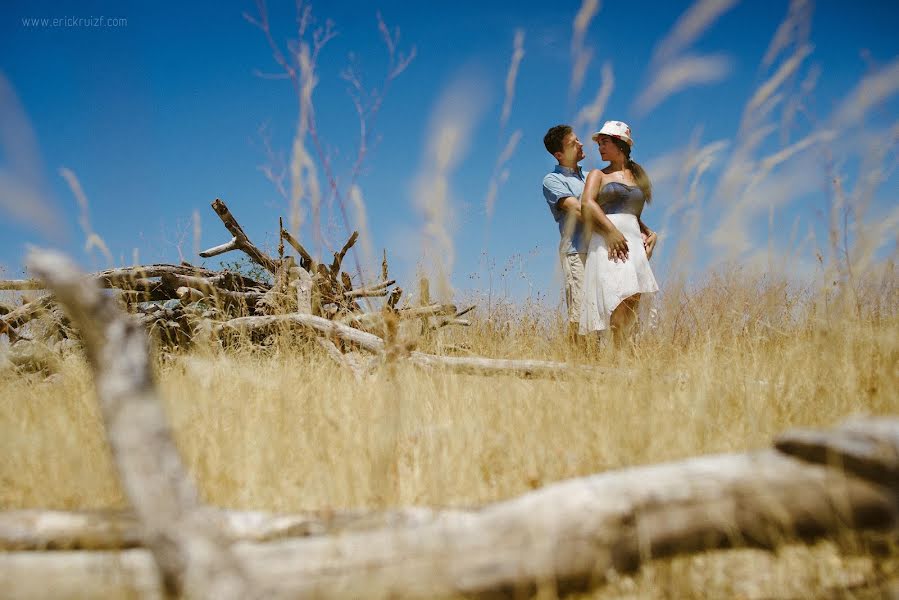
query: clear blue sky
[{"left": 1, "top": 0, "right": 896, "bottom": 306}]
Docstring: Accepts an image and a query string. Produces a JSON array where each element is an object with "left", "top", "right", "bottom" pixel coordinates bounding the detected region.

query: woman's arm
[{"left": 582, "top": 171, "right": 629, "bottom": 261}]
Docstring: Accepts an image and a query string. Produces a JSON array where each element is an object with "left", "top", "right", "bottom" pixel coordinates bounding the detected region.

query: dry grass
[{"left": 1, "top": 267, "right": 896, "bottom": 597}]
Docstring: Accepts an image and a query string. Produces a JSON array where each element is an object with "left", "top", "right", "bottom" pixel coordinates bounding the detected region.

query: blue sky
[{"left": 1, "top": 0, "right": 897, "bottom": 307}]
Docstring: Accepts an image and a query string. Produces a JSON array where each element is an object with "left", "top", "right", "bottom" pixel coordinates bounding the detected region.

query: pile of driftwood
[
  {"left": 0, "top": 199, "right": 483, "bottom": 379},
  {"left": 1, "top": 248, "right": 897, "bottom": 599}
]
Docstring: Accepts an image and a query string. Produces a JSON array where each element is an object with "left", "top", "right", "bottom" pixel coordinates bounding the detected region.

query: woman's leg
[{"left": 610, "top": 294, "right": 641, "bottom": 348}]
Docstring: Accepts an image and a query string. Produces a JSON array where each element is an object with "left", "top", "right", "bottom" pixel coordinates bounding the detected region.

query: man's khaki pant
[{"left": 561, "top": 251, "right": 586, "bottom": 324}]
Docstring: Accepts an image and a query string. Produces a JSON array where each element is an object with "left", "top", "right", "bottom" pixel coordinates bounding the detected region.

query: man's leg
[{"left": 561, "top": 251, "right": 586, "bottom": 341}]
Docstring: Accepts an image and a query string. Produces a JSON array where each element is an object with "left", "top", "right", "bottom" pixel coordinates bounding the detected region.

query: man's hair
[{"left": 543, "top": 124, "right": 572, "bottom": 155}]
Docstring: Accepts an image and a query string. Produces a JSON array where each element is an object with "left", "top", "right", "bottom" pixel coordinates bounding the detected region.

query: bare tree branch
[
  {"left": 200, "top": 198, "right": 279, "bottom": 275},
  {"left": 26, "top": 250, "right": 252, "bottom": 599}
]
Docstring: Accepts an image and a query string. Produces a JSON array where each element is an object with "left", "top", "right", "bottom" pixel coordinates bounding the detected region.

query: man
[{"left": 542, "top": 124, "right": 655, "bottom": 338}]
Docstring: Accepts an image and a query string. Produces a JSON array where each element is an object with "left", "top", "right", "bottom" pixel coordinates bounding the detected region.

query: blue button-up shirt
[{"left": 542, "top": 165, "right": 587, "bottom": 254}]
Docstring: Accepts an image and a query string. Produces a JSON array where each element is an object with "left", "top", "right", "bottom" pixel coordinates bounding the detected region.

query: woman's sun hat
[{"left": 591, "top": 120, "right": 633, "bottom": 147}]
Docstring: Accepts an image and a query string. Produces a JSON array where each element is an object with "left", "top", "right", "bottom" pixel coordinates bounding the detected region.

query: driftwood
[
  {"left": 330, "top": 231, "right": 359, "bottom": 277},
  {"left": 1, "top": 265, "right": 225, "bottom": 292},
  {"left": 1, "top": 421, "right": 896, "bottom": 599},
  {"left": 279, "top": 227, "right": 314, "bottom": 272},
  {"left": 200, "top": 198, "right": 279, "bottom": 275},
  {"left": 217, "top": 312, "right": 636, "bottom": 379},
  {"left": 344, "top": 278, "right": 396, "bottom": 299},
  {"left": 0, "top": 506, "right": 452, "bottom": 552},
  {"left": 26, "top": 251, "right": 251, "bottom": 599},
  {"left": 0, "top": 294, "right": 55, "bottom": 330},
  {"left": 161, "top": 273, "right": 264, "bottom": 309},
  {"left": 1, "top": 199, "right": 476, "bottom": 364},
  {"left": 0, "top": 280, "right": 45, "bottom": 291}
]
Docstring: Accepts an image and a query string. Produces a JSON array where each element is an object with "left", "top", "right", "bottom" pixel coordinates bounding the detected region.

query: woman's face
[{"left": 596, "top": 135, "right": 623, "bottom": 162}]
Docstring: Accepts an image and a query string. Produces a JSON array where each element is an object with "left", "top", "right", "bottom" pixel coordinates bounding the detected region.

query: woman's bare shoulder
[{"left": 585, "top": 169, "right": 606, "bottom": 183}]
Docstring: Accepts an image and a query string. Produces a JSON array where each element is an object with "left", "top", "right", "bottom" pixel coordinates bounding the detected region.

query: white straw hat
[{"left": 591, "top": 120, "right": 634, "bottom": 147}]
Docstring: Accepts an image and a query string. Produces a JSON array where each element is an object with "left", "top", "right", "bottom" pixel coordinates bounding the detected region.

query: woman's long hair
[{"left": 612, "top": 138, "right": 652, "bottom": 203}]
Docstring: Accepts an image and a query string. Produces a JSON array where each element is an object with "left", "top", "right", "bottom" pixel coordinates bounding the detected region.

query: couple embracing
[{"left": 542, "top": 121, "right": 658, "bottom": 346}]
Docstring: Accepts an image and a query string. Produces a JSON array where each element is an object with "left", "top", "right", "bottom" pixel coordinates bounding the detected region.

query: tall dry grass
[
  {"left": 1, "top": 266, "right": 896, "bottom": 597},
  {"left": 2, "top": 267, "right": 895, "bottom": 512}
]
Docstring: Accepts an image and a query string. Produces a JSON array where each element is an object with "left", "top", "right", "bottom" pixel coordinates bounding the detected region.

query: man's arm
[
  {"left": 543, "top": 176, "right": 583, "bottom": 220},
  {"left": 638, "top": 217, "right": 657, "bottom": 259},
  {"left": 556, "top": 196, "right": 582, "bottom": 221}
]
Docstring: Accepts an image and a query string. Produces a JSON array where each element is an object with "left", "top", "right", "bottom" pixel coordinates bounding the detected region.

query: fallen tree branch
[
  {"left": 161, "top": 273, "right": 264, "bottom": 308},
  {"left": 330, "top": 231, "right": 359, "bottom": 276},
  {"left": 2, "top": 419, "right": 897, "bottom": 599},
  {"left": 776, "top": 417, "right": 899, "bottom": 488},
  {"left": 97, "top": 264, "right": 219, "bottom": 288},
  {"left": 430, "top": 318, "right": 471, "bottom": 330},
  {"left": 0, "top": 294, "right": 55, "bottom": 330},
  {"left": 279, "top": 227, "right": 315, "bottom": 272},
  {"left": 0, "top": 280, "right": 45, "bottom": 291},
  {"left": 316, "top": 338, "right": 370, "bottom": 382},
  {"left": 0, "top": 506, "right": 451, "bottom": 551},
  {"left": 200, "top": 198, "right": 279, "bottom": 275},
  {"left": 1, "top": 266, "right": 238, "bottom": 293},
  {"left": 343, "top": 279, "right": 396, "bottom": 299},
  {"left": 217, "top": 313, "right": 627, "bottom": 379},
  {"left": 27, "top": 250, "right": 252, "bottom": 599}
]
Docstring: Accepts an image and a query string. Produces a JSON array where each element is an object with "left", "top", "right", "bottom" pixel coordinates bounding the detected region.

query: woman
[{"left": 578, "top": 120, "right": 658, "bottom": 345}]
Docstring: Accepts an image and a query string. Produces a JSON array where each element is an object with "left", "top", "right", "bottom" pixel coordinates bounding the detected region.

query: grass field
[{"left": 2, "top": 267, "right": 896, "bottom": 597}]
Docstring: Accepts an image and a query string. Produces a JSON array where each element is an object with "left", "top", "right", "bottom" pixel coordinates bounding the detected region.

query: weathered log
[
  {"left": 160, "top": 272, "right": 265, "bottom": 296},
  {"left": 279, "top": 226, "right": 315, "bottom": 272},
  {"left": 0, "top": 294, "right": 55, "bottom": 329},
  {"left": 0, "top": 280, "right": 44, "bottom": 291},
  {"left": 339, "top": 303, "right": 458, "bottom": 330},
  {"left": 431, "top": 305, "right": 476, "bottom": 330},
  {"left": 0, "top": 507, "right": 449, "bottom": 551},
  {"left": 330, "top": 230, "right": 359, "bottom": 276},
  {"left": 2, "top": 420, "right": 897, "bottom": 599},
  {"left": 776, "top": 417, "right": 899, "bottom": 488},
  {"left": 117, "top": 287, "right": 179, "bottom": 303},
  {"left": 0, "top": 320, "right": 25, "bottom": 343},
  {"left": 161, "top": 273, "right": 263, "bottom": 309},
  {"left": 343, "top": 279, "right": 396, "bottom": 299},
  {"left": 317, "top": 338, "right": 368, "bottom": 382},
  {"left": 386, "top": 286, "right": 402, "bottom": 310},
  {"left": 111, "top": 277, "right": 162, "bottom": 292},
  {"left": 431, "top": 318, "right": 471, "bottom": 330},
  {"left": 401, "top": 303, "right": 458, "bottom": 318},
  {"left": 290, "top": 267, "right": 314, "bottom": 314},
  {"left": 217, "top": 313, "right": 626, "bottom": 380},
  {"left": 200, "top": 198, "right": 279, "bottom": 275},
  {"left": 27, "top": 251, "right": 251, "bottom": 599},
  {"left": 97, "top": 264, "right": 218, "bottom": 288}
]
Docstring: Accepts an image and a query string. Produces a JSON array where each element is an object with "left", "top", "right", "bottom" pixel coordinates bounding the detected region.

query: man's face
[{"left": 555, "top": 131, "right": 585, "bottom": 164}]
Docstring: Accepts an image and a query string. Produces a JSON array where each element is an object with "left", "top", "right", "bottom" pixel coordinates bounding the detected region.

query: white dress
[{"left": 579, "top": 182, "right": 658, "bottom": 333}]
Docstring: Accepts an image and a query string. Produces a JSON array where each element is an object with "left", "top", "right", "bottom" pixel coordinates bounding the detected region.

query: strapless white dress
[{"left": 579, "top": 212, "right": 658, "bottom": 333}]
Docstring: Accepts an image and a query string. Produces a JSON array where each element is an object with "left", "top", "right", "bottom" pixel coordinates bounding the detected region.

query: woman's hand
[
  {"left": 605, "top": 228, "right": 629, "bottom": 262},
  {"left": 643, "top": 231, "right": 657, "bottom": 259}
]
